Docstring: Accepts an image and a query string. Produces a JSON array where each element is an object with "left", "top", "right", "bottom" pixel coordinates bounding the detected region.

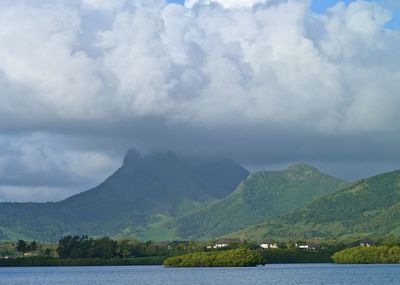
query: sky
[{"left": 0, "top": 0, "right": 400, "bottom": 202}]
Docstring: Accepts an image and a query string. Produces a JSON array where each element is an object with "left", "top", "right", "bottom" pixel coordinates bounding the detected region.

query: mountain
[
  {"left": 231, "top": 169, "right": 400, "bottom": 241},
  {"left": 0, "top": 149, "right": 249, "bottom": 242},
  {"left": 170, "top": 164, "right": 345, "bottom": 239},
  {"left": 5, "top": 152, "right": 398, "bottom": 244}
]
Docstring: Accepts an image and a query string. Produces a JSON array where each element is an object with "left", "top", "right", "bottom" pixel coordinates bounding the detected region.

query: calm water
[{"left": 0, "top": 264, "right": 399, "bottom": 285}]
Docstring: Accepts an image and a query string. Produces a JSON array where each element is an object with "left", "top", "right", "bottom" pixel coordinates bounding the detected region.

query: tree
[
  {"left": 44, "top": 248, "right": 52, "bottom": 256},
  {"left": 29, "top": 241, "right": 38, "bottom": 252},
  {"left": 57, "top": 235, "right": 94, "bottom": 259},
  {"left": 91, "top": 237, "right": 118, "bottom": 259},
  {"left": 16, "top": 240, "right": 28, "bottom": 256}
]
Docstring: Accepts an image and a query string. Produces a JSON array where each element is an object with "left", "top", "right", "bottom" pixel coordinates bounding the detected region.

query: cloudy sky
[{"left": 0, "top": 0, "right": 399, "bottom": 202}]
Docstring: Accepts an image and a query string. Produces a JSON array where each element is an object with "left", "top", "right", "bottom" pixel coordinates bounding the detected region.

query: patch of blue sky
[
  {"left": 310, "top": 0, "right": 356, "bottom": 13},
  {"left": 311, "top": 0, "right": 399, "bottom": 29},
  {"left": 166, "top": 0, "right": 399, "bottom": 29},
  {"left": 385, "top": 11, "right": 400, "bottom": 29},
  {"left": 167, "top": 0, "right": 185, "bottom": 4}
]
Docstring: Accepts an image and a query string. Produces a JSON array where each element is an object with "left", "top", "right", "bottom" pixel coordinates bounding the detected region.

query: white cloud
[
  {"left": 185, "top": 0, "right": 268, "bottom": 8},
  {"left": 0, "top": 3, "right": 104, "bottom": 122},
  {"left": 81, "top": 0, "right": 127, "bottom": 11},
  {"left": 0, "top": 0, "right": 398, "bottom": 133}
]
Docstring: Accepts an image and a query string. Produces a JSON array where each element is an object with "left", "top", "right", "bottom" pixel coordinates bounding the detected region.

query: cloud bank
[{"left": 0, "top": 0, "right": 399, "bottom": 201}]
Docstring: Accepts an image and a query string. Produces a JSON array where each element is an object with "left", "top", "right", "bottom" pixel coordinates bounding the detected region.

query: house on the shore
[
  {"left": 296, "top": 242, "right": 320, "bottom": 250},
  {"left": 260, "top": 239, "right": 278, "bottom": 249},
  {"left": 210, "top": 238, "right": 241, "bottom": 249},
  {"left": 360, "top": 238, "right": 375, "bottom": 247}
]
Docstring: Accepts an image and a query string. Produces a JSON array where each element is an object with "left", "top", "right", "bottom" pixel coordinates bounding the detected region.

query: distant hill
[
  {"left": 171, "top": 164, "right": 345, "bottom": 239},
  {"left": 231, "top": 170, "right": 400, "bottom": 241},
  {"left": 0, "top": 149, "right": 249, "bottom": 242}
]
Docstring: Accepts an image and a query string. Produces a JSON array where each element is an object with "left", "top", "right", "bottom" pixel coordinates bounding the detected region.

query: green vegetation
[
  {"left": 163, "top": 249, "right": 264, "bottom": 267},
  {"left": 57, "top": 236, "right": 118, "bottom": 259},
  {"left": 0, "top": 150, "right": 248, "bottom": 242},
  {"left": 0, "top": 240, "right": 56, "bottom": 258},
  {"left": 56, "top": 235, "right": 205, "bottom": 260},
  {"left": 0, "top": 235, "right": 207, "bottom": 267},
  {"left": 172, "top": 164, "right": 344, "bottom": 239},
  {"left": 262, "top": 248, "right": 336, "bottom": 263},
  {"left": 233, "top": 170, "right": 400, "bottom": 241},
  {"left": 332, "top": 246, "right": 400, "bottom": 264},
  {"left": 16, "top": 240, "right": 38, "bottom": 255},
  {"left": 4, "top": 235, "right": 400, "bottom": 266}
]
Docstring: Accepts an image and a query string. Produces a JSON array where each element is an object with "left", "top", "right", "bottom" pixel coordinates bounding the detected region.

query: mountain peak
[
  {"left": 122, "top": 148, "right": 181, "bottom": 174},
  {"left": 122, "top": 148, "right": 142, "bottom": 172},
  {"left": 123, "top": 148, "right": 142, "bottom": 164},
  {"left": 286, "top": 163, "right": 319, "bottom": 173}
]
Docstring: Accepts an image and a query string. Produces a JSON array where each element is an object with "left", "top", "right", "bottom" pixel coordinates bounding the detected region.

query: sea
[{"left": 0, "top": 264, "right": 399, "bottom": 285}]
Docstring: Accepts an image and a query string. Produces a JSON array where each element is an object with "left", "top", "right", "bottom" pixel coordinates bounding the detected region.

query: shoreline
[{"left": 0, "top": 256, "right": 166, "bottom": 267}]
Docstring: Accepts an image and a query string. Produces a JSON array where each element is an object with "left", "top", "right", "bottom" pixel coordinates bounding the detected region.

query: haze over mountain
[
  {"left": 232, "top": 169, "right": 400, "bottom": 241},
  {"left": 0, "top": 149, "right": 249, "bottom": 241}
]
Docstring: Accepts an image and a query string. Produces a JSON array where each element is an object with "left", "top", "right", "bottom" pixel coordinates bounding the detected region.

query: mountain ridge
[
  {"left": 0, "top": 149, "right": 249, "bottom": 242},
  {"left": 229, "top": 169, "right": 400, "bottom": 241},
  {"left": 168, "top": 164, "right": 345, "bottom": 239}
]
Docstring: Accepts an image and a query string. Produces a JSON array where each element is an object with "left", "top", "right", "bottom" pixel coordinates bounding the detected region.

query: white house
[
  {"left": 260, "top": 240, "right": 278, "bottom": 249},
  {"left": 212, "top": 238, "right": 241, "bottom": 249},
  {"left": 360, "top": 238, "right": 375, "bottom": 247},
  {"left": 296, "top": 242, "right": 320, "bottom": 250}
]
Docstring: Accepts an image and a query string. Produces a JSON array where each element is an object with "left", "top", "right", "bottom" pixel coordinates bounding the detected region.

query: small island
[
  {"left": 163, "top": 249, "right": 264, "bottom": 267},
  {"left": 332, "top": 245, "right": 400, "bottom": 264}
]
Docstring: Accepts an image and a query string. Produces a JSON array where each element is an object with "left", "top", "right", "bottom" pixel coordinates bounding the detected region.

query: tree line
[
  {"left": 14, "top": 240, "right": 54, "bottom": 257},
  {"left": 16, "top": 240, "right": 38, "bottom": 255},
  {"left": 55, "top": 235, "right": 204, "bottom": 259}
]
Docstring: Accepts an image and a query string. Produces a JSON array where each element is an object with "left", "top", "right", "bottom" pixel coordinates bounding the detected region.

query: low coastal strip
[
  {"left": 0, "top": 256, "right": 166, "bottom": 267},
  {"left": 163, "top": 249, "right": 264, "bottom": 267},
  {"left": 1, "top": 236, "right": 400, "bottom": 267}
]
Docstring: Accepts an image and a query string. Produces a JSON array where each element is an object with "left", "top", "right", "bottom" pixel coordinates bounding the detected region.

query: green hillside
[
  {"left": 171, "top": 164, "right": 344, "bottom": 239},
  {"left": 231, "top": 170, "right": 400, "bottom": 241},
  {"left": 0, "top": 149, "right": 249, "bottom": 242}
]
